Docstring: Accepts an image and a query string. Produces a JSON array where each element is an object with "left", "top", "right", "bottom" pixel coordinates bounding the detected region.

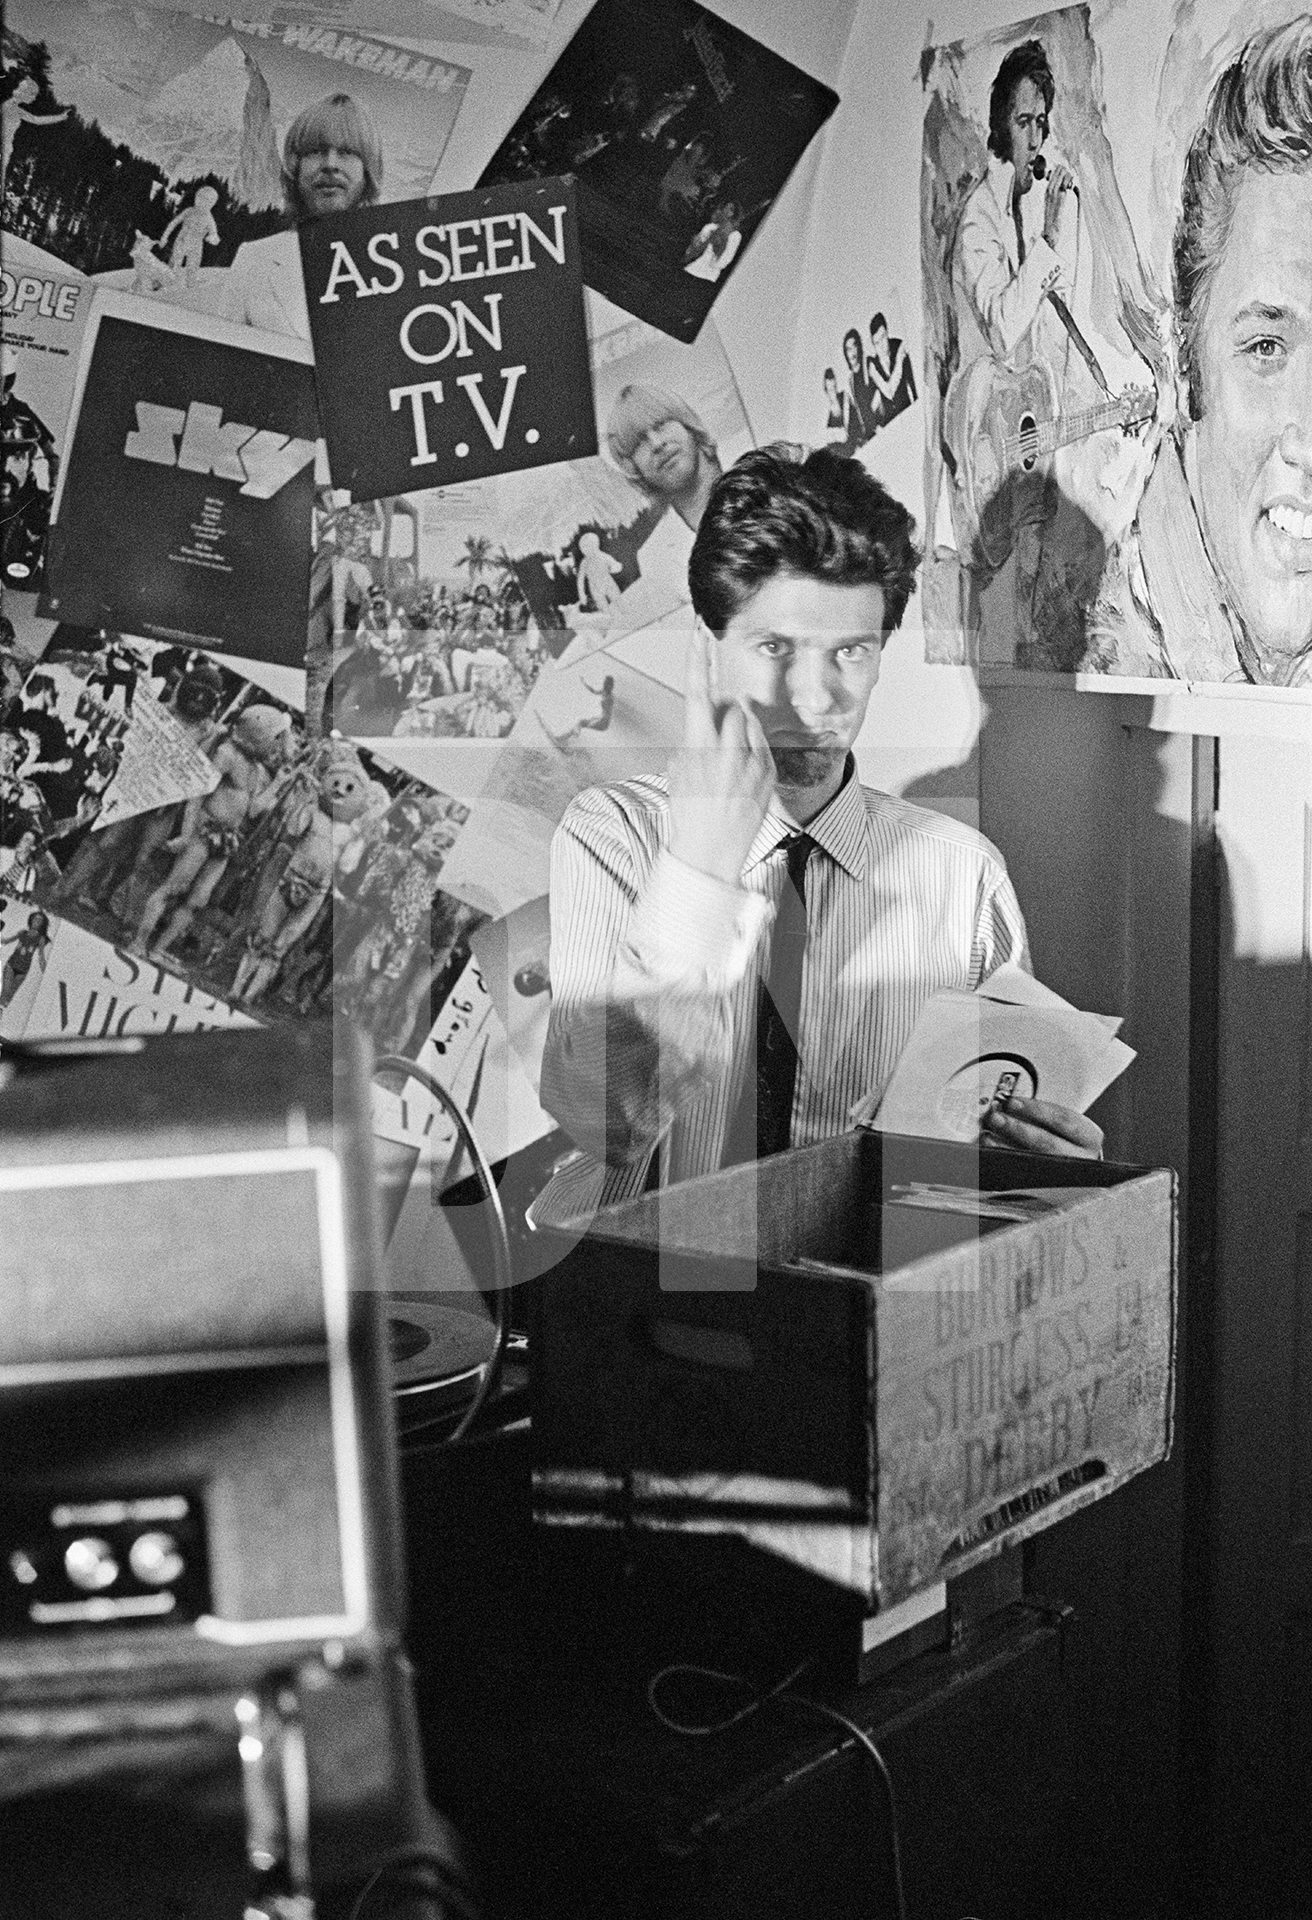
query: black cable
[
  {"left": 372, "top": 1054, "right": 513, "bottom": 1446},
  {"left": 783, "top": 1692, "right": 909, "bottom": 1920},
  {"left": 346, "top": 1840, "right": 480, "bottom": 1920},
  {"left": 645, "top": 1664, "right": 909, "bottom": 1920},
  {"left": 646, "top": 1658, "right": 813, "bottom": 1737}
]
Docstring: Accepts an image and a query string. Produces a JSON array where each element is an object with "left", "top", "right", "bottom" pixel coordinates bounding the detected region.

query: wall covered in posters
[{"left": 2, "top": 0, "right": 851, "bottom": 1182}]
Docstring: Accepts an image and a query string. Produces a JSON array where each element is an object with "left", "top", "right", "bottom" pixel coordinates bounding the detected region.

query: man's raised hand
[{"left": 667, "top": 623, "right": 774, "bottom": 885}]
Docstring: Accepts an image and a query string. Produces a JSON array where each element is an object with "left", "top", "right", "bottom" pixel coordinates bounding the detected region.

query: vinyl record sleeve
[
  {"left": 300, "top": 179, "right": 595, "bottom": 502},
  {"left": 478, "top": 0, "right": 838, "bottom": 341},
  {"left": 43, "top": 292, "right": 318, "bottom": 668}
]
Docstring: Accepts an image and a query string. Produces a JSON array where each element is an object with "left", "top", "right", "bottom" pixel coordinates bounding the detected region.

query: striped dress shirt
[{"left": 534, "top": 764, "right": 1029, "bottom": 1224}]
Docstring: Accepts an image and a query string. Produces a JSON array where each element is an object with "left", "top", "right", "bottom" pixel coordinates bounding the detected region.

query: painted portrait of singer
[
  {"left": 921, "top": 9, "right": 1165, "bottom": 670},
  {"left": 1084, "top": 18, "right": 1312, "bottom": 687}
]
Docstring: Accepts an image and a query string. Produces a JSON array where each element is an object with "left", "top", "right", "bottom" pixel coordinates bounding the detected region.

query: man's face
[
  {"left": 712, "top": 572, "right": 886, "bottom": 790},
  {"left": 294, "top": 144, "right": 367, "bottom": 220},
  {"left": 1194, "top": 168, "right": 1312, "bottom": 672},
  {"left": 629, "top": 418, "right": 700, "bottom": 498},
  {"left": 871, "top": 324, "right": 890, "bottom": 362},
  {"left": 1005, "top": 76, "right": 1048, "bottom": 195}
]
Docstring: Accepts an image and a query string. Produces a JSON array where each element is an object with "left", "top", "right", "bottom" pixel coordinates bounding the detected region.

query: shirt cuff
[
  {"left": 622, "top": 849, "right": 770, "bottom": 990},
  {"left": 1029, "top": 236, "right": 1069, "bottom": 296}
]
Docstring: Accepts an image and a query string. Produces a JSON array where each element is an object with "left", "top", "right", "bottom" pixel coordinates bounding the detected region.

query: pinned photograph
[
  {"left": 478, "top": 0, "right": 837, "bottom": 341},
  {"left": 820, "top": 297, "right": 918, "bottom": 456},
  {"left": 2, "top": 4, "right": 471, "bottom": 342}
]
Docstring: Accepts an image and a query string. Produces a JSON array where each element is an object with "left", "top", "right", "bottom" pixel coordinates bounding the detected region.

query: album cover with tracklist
[{"left": 42, "top": 292, "right": 318, "bottom": 667}]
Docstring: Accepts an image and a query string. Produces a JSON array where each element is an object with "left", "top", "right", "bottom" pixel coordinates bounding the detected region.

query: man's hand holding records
[
  {"left": 853, "top": 964, "right": 1130, "bottom": 1159},
  {"left": 981, "top": 1090, "right": 1103, "bottom": 1159}
]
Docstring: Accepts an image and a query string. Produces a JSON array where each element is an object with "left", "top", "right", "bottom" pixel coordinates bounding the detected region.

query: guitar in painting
[{"left": 943, "top": 355, "right": 1156, "bottom": 572}]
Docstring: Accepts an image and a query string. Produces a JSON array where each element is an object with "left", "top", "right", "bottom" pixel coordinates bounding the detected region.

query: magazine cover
[
  {"left": 43, "top": 292, "right": 318, "bottom": 667},
  {"left": 478, "top": 0, "right": 838, "bottom": 341},
  {"left": 0, "top": 236, "right": 94, "bottom": 598},
  {"left": 2, "top": 4, "right": 471, "bottom": 340},
  {"left": 300, "top": 178, "right": 596, "bottom": 501},
  {"left": 13, "top": 911, "right": 257, "bottom": 1043}
]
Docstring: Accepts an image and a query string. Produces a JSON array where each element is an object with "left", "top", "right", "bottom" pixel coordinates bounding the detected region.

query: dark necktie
[
  {"left": 1013, "top": 197, "right": 1027, "bottom": 265},
  {"left": 723, "top": 832, "right": 817, "bottom": 1164}
]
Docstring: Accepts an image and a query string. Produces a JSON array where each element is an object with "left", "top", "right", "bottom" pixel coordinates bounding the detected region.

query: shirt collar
[
  {"left": 985, "top": 153, "right": 1017, "bottom": 213},
  {"left": 744, "top": 756, "right": 868, "bottom": 880}
]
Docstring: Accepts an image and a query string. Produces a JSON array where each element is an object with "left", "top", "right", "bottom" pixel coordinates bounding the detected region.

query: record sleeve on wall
[
  {"left": 477, "top": 0, "right": 837, "bottom": 342},
  {"left": 0, "top": 239, "right": 94, "bottom": 600},
  {"left": 300, "top": 179, "right": 595, "bottom": 502},
  {"left": 1, "top": 1, "right": 470, "bottom": 341},
  {"left": 42, "top": 292, "right": 318, "bottom": 667}
]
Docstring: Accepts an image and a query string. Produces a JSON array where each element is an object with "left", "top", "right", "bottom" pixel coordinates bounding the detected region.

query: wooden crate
[{"left": 530, "top": 1131, "right": 1176, "bottom": 1611}]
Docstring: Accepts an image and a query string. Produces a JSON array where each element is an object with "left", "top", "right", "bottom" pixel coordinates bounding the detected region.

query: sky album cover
[{"left": 43, "top": 293, "right": 319, "bottom": 667}]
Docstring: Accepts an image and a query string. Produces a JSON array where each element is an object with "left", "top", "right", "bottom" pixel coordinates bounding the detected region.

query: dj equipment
[
  {"left": 0, "top": 1023, "right": 475, "bottom": 1918},
  {"left": 0, "top": 1022, "right": 398, "bottom": 1691}
]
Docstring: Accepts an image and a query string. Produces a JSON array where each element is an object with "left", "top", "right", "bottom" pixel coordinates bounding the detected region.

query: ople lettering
[{"left": 123, "top": 401, "right": 317, "bottom": 499}]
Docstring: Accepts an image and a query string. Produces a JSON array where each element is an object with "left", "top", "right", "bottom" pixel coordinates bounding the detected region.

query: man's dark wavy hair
[
  {"left": 987, "top": 40, "right": 1054, "bottom": 162},
  {"left": 688, "top": 445, "right": 921, "bottom": 637},
  {"left": 1175, "top": 19, "right": 1312, "bottom": 419}
]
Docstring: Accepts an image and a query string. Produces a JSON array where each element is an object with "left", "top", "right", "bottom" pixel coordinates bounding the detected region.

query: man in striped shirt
[{"left": 535, "top": 445, "right": 1101, "bottom": 1224}]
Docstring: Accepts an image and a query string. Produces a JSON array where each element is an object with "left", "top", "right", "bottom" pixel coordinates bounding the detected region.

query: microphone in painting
[{"left": 1032, "top": 152, "right": 1078, "bottom": 193}]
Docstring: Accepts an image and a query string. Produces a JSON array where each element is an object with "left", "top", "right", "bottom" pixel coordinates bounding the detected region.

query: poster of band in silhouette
[{"left": 478, "top": 0, "right": 836, "bottom": 340}]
